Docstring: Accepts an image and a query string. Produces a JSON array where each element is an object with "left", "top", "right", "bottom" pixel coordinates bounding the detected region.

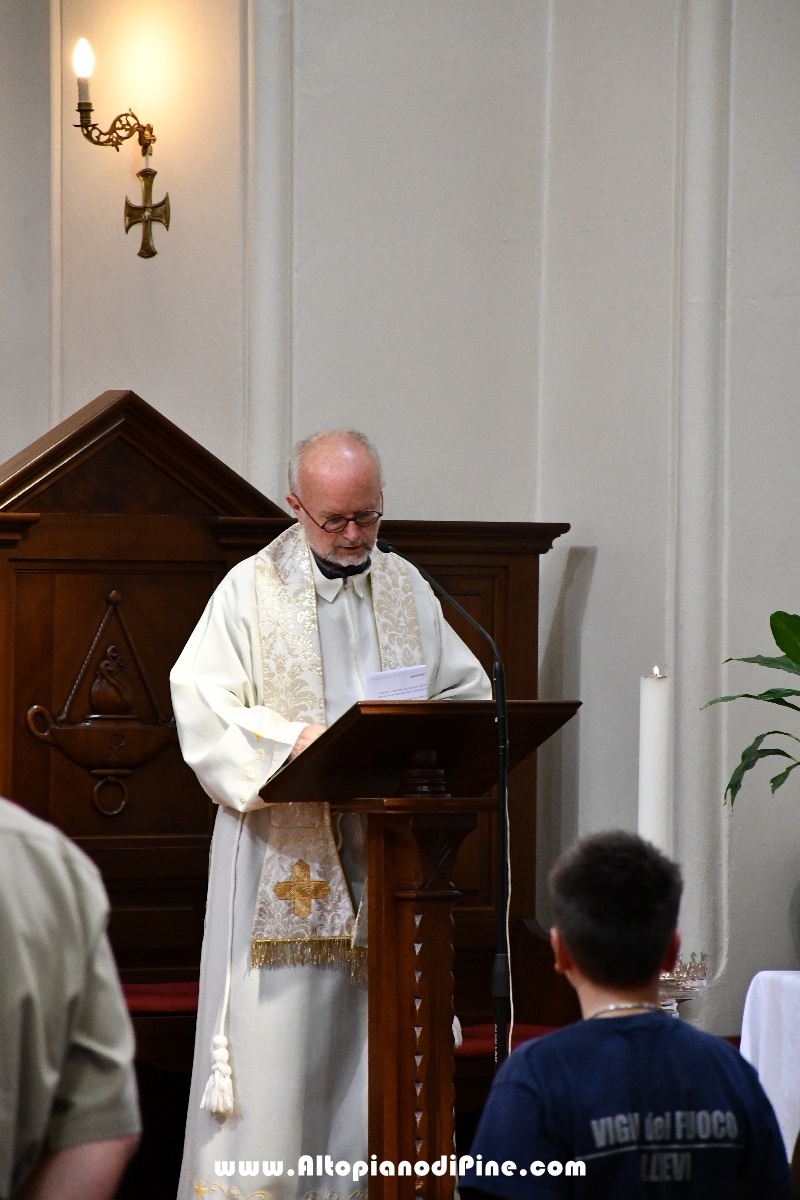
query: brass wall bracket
[
  {"left": 75, "top": 103, "right": 156, "bottom": 155},
  {"left": 75, "top": 106, "right": 170, "bottom": 257}
]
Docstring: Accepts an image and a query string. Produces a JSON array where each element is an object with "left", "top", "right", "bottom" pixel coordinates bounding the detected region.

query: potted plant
[{"left": 706, "top": 611, "right": 800, "bottom": 802}]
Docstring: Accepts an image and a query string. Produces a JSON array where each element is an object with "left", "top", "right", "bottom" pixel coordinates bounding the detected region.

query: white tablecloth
[{"left": 740, "top": 970, "right": 800, "bottom": 1160}]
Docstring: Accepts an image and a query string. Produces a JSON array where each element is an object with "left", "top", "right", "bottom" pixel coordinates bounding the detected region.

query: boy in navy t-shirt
[{"left": 460, "top": 832, "right": 791, "bottom": 1198}]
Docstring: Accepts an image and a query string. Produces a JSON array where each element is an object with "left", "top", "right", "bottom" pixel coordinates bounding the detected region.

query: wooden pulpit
[
  {"left": 0, "top": 388, "right": 578, "bottom": 1102},
  {"left": 260, "top": 699, "right": 579, "bottom": 1199}
]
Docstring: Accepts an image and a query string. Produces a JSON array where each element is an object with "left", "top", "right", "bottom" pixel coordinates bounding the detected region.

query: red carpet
[{"left": 455, "top": 1023, "right": 557, "bottom": 1058}]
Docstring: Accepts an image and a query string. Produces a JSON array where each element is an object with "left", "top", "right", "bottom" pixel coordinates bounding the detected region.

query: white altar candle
[{"left": 638, "top": 667, "right": 673, "bottom": 855}]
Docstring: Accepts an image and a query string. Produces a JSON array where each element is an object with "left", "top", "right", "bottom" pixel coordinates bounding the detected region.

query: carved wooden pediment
[{"left": 0, "top": 389, "right": 285, "bottom": 518}]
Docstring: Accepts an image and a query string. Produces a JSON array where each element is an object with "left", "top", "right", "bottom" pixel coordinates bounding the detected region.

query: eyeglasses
[{"left": 292, "top": 494, "right": 383, "bottom": 535}]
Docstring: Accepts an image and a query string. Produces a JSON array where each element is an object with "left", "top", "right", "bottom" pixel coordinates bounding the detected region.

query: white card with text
[{"left": 363, "top": 664, "right": 428, "bottom": 701}]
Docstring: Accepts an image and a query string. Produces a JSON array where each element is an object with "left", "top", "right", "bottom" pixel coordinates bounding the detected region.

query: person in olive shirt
[{"left": 0, "top": 797, "right": 141, "bottom": 1200}]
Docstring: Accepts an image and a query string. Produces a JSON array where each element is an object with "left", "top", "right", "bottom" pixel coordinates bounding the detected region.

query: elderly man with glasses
[{"left": 170, "top": 430, "right": 490, "bottom": 1200}]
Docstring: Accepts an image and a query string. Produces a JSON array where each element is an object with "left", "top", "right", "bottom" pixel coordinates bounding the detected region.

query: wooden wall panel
[
  {"left": 6, "top": 541, "right": 223, "bottom": 982},
  {"left": 0, "top": 392, "right": 574, "bottom": 1021},
  {"left": 379, "top": 521, "right": 565, "bottom": 1026},
  {"left": 0, "top": 393, "right": 284, "bottom": 984}
]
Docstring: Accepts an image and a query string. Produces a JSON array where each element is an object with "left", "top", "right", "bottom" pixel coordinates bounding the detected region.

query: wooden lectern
[{"left": 260, "top": 699, "right": 579, "bottom": 1199}]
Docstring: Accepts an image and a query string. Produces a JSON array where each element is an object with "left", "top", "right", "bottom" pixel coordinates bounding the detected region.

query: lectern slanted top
[{"left": 260, "top": 698, "right": 579, "bottom": 804}]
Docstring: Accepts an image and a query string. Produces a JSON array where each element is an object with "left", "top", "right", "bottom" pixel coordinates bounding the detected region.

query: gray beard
[
  {"left": 325, "top": 547, "right": 370, "bottom": 567},
  {"left": 312, "top": 550, "right": 371, "bottom": 581}
]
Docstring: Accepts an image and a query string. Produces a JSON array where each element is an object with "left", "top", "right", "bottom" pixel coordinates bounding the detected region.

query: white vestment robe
[{"left": 171, "top": 548, "right": 491, "bottom": 1200}]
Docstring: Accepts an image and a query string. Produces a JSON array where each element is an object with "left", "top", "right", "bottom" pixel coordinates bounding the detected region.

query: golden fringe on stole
[{"left": 251, "top": 937, "right": 368, "bottom": 986}]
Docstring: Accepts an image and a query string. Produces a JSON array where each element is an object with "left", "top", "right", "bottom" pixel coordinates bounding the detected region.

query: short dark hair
[{"left": 548, "top": 831, "right": 683, "bottom": 987}]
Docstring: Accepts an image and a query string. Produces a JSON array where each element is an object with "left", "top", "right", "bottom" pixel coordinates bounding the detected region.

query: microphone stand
[{"left": 376, "top": 539, "right": 510, "bottom": 1067}]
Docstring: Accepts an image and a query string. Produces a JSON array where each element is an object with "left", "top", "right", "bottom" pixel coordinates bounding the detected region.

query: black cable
[{"left": 376, "top": 539, "right": 511, "bottom": 1067}]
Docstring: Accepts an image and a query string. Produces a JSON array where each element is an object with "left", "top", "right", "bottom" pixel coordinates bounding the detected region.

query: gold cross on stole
[
  {"left": 124, "top": 167, "right": 170, "bottom": 258},
  {"left": 274, "top": 859, "right": 330, "bottom": 918}
]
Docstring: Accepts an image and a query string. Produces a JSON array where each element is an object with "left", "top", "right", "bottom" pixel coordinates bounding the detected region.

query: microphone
[{"left": 376, "top": 538, "right": 511, "bottom": 1068}]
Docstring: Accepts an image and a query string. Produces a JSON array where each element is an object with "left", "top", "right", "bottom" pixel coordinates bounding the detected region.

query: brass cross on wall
[
  {"left": 124, "top": 166, "right": 170, "bottom": 259},
  {"left": 273, "top": 859, "right": 330, "bottom": 918}
]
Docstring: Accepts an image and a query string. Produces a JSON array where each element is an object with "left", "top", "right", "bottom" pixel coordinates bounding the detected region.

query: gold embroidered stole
[{"left": 250, "top": 523, "right": 422, "bottom": 981}]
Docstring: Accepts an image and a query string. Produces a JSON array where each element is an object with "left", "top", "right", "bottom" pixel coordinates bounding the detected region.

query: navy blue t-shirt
[{"left": 460, "top": 1014, "right": 791, "bottom": 1198}]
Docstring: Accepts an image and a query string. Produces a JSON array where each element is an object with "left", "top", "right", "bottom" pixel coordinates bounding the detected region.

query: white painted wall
[
  {"left": 537, "top": 0, "right": 800, "bottom": 1036},
  {"left": 536, "top": 0, "right": 680, "bottom": 918},
  {"left": 57, "top": 0, "right": 246, "bottom": 471},
  {"left": 2, "top": 0, "right": 800, "bottom": 1034},
  {"left": 703, "top": 0, "right": 800, "bottom": 1033},
  {"left": 0, "top": 0, "right": 52, "bottom": 462},
  {"left": 291, "top": 0, "right": 546, "bottom": 520}
]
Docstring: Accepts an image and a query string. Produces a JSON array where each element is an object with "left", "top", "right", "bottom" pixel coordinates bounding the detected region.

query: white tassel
[
  {"left": 200, "top": 1034, "right": 234, "bottom": 1114},
  {"left": 199, "top": 814, "right": 244, "bottom": 1118}
]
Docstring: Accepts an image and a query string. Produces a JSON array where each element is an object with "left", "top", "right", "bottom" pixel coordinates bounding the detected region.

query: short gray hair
[{"left": 288, "top": 430, "right": 385, "bottom": 494}]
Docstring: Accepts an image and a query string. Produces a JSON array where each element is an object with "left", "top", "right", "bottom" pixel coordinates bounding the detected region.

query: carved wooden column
[{"left": 366, "top": 798, "right": 491, "bottom": 1200}]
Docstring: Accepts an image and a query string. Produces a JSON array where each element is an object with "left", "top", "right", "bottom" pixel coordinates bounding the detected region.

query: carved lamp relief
[{"left": 27, "top": 590, "right": 177, "bottom": 816}]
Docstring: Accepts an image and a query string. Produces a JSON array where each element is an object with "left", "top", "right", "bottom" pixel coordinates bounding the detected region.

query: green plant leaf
[
  {"left": 770, "top": 761, "right": 800, "bottom": 793},
  {"left": 724, "top": 729, "right": 800, "bottom": 804},
  {"left": 771, "top": 612, "right": 800, "bottom": 665},
  {"left": 725, "top": 655, "right": 800, "bottom": 676},
  {"left": 704, "top": 689, "right": 800, "bottom": 713}
]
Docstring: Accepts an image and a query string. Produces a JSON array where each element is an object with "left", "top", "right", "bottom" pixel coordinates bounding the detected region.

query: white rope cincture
[{"left": 200, "top": 812, "right": 245, "bottom": 1116}]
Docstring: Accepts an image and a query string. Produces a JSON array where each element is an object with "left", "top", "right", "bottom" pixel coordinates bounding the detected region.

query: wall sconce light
[{"left": 73, "top": 38, "right": 170, "bottom": 259}]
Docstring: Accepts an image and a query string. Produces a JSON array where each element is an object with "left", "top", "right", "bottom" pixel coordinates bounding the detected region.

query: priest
[{"left": 170, "top": 430, "right": 491, "bottom": 1199}]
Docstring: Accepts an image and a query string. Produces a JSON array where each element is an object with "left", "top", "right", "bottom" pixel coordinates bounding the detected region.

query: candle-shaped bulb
[
  {"left": 73, "top": 38, "right": 94, "bottom": 78},
  {"left": 73, "top": 38, "right": 94, "bottom": 107},
  {"left": 653, "top": 665, "right": 661, "bottom": 677}
]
